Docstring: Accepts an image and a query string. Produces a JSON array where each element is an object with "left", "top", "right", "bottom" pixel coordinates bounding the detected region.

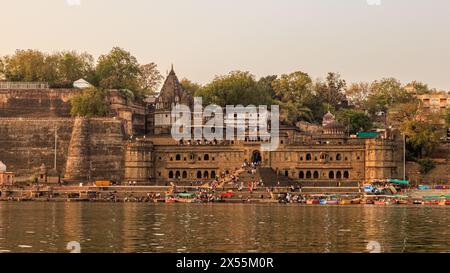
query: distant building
[
  {"left": 416, "top": 92, "right": 450, "bottom": 124},
  {"left": 0, "top": 161, "right": 15, "bottom": 186},
  {"left": 73, "top": 79, "right": 92, "bottom": 89}
]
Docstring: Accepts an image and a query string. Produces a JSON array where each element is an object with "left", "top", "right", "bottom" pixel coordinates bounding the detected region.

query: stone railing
[{"left": 0, "top": 82, "right": 49, "bottom": 89}]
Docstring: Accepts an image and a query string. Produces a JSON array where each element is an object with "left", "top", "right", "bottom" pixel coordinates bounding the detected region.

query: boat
[
  {"left": 339, "top": 200, "right": 352, "bottom": 205},
  {"left": 351, "top": 199, "right": 361, "bottom": 205},
  {"left": 438, "top": 198, "right": 450, "bottom": 206},
  {"left": 319, "top": 199, "right": 327, "bottom": 205},
  {"left": 360, "top": 199, "right": 374, "bottom": 205},
  {"left": 374, "top": 200, "right": 388, "bottom": 205},
  {"left": 327, "top": 200, "right": 339, "bottom": 205},
  {"left": 175, "top": 193, "right": 196, "bottom": 203},
  {"left": 396, "top": 199, "right": 409, "bottom": 205},
  {"left": 413, "top": 200, "right": 424, "bottom": 205},
  {"left": 306, "top": 199, "right": 320, "bottom": 205}
]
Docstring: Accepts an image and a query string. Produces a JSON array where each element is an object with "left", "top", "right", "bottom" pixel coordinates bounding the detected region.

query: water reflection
[{"left": 0, "top": 203, "right": 448, "bottom": 253}]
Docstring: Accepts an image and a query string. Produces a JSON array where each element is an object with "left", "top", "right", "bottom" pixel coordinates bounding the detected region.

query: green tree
[
  {"left": 70, "top": 87, "right": 108, "bottom": 117},
  {"left": 180, "top": 78, "right": 202, "bottom": 97},
  {"left": 346, "top": 82, "right": 371, "bottom": 109},
  {"left": 387, "top": 101, "right": 420, "bottom": 127},
  {"left": 195, "top": 71, "right": 272, "bottom": 106},
  {"left": 54, "top": 51, "right": 95, "bottom": 87},
  {"left": 418, "top": 158, "right": 435, "bottom": 175},
  {"left": 314, "top": 72, "right": 348, "bottom": 110},
  {"left": 95, "top": 47, "right": 141, "bottom": 92},
  {"left": 271, "top": 71, "right": 315, "bottom": 124},
  {"left": 272, "top": 71, "right": 312, "bottom": 103},
  {"left": 257, "top": 75, "right": 277, "bottom": 99},
  {"left": 2, "top": 49, "right": 47, "bottom": 82},
  {"left": 137, "top": 62, "right": 163, "bottom": 96},
  {"left": 1, "top": 49, "right": 94, "bottom": 87},
  {"left": 336, "top": 109, "right": 373, "bottom": 134},
  {"left": 405, "top": 81, "right": 430, "bottom": 95},
  {"left": 366, "top": 78, "right": 413, "bottom": 115},
  {"left": 401, "top": 114, "right": 444, "bottom": 158}
]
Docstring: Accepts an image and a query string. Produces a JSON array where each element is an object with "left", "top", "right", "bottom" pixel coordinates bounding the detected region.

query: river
[{"left": 0, "top": 202, "right": 448, "bottom": 253}]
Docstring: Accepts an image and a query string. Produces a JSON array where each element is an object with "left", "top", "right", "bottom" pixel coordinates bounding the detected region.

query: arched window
[
  {"left": 176, "top": 154, "right": 181, "bottom": 161},
  {"left": 169, "top": 171, "right": 174, "bottom": 179},
  {"left": 197, "top": 171, "right": 202, "bottom": 179},
  {"left": 204, "top": 154, "right": 209, "bottom": 161},
  {"left": 284, "top": 170, "right": 289, "bottom": 177},
  {"left": 329, "top": 171, "right": 334, "bottom": 179},
  {"left": 306, "top": 171, "right": 312, "bottom": 179},
  {"left": 211, "top": 171, "right": 216, "bottom": 178},
  {"left": 306, "top": 153, "right": 312, "bottom": 161},
  {"left": 182, "top": 171, "right": 188, "bottom": 179},
  {"left": 299, "top": 171, "right": 304, "bottom": 179},
  {"left": 203, "top": 171, "right": 209, "bottom": 179},
  {"left": 170, "top": 157, "right": 173, "bottom": 161},
  {"left": 300, "top": 156, "right": 303, "bottom": 161},
  {"left": 313, "top": 171, "right": 319, "bottom": 179},
  {"left": 344, "top": 171, "right": 349, "bottom": 179},
  {"left": 336, "top": 171, "right": 342, "bottom": 179},
  {"left": 336, "top": 154, "right": 342, "bottom": 161},
  {"left": 175, "top": 171, "right": 181, "bottom": 178}
]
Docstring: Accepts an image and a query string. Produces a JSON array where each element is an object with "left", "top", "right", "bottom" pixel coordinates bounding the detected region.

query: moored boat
[
  {"left": 306, "top": 199, "right": 320, "bottom": 205},
  {"left": 339, "top": 200, "right": 352, "bottom": 205},
  {"left": 396, "top": 199, "right": 409, "bottom": 205}
]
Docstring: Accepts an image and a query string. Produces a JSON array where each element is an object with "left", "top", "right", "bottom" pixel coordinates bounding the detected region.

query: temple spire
[{"left": 169, "top": 64, "right": 175, "bottom": 75}]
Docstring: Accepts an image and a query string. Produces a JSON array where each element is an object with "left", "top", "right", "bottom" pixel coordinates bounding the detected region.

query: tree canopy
[
  {"left": 70, "top": 87, "right": 108, "bottom": 117},
  {"left": 195, "top": 71, "right": 272, "bottom": 107},
  {"left": 0, "top": 49, "right": 94, "bottom": 87}
]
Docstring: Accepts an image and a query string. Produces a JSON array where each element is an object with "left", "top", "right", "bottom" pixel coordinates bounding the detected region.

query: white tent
[
  {"left": 0, "top": 161, "right": 6, "bottom": 172},
  {"left": 73, "top": 79, "right": 92, "bottom": 89}
]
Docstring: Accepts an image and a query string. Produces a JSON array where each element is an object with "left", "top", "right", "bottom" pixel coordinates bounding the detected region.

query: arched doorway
[{"left": 251, "top": 150, "right": 262, "bottom": 165}]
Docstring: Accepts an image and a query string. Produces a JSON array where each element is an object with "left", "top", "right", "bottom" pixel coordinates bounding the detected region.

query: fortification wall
[
  {"left": 0, "top": 89, "right": 81, "bottom": 117},
  {"left": 0, "top": 117, "right": 126, "bottom": 182},
  {"left": 0, "top": 118, "right": 74, "bottom": 178}
]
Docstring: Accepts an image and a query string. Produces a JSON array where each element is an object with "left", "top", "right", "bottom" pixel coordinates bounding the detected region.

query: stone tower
[
  {"left": 64, "top": 117, "right": 91, "bottom": 182},
  {"left": 153, "top": 66, "right": 193, "bottom": 135}
]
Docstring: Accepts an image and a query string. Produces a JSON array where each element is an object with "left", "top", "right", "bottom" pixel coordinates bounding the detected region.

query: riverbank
[{"left": 1, "top": 185, "right": 450, "bottom": 206}]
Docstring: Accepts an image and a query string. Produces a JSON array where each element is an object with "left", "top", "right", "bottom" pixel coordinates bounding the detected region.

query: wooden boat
[
  {"left": 351, "top": 199, "right": 361, "bottom": 205},
  {"left": 339, "top": 200, "right": 352, "bottom": 205},
  {"left": 396, "top": 199, "right": 409, "bottom": 205},
  {"left": 360, "top": 199, "right": 374, "bottom": 205},
  {"left": 424, "top": 200, "right": 439, "bottom": 205},
  {"left": 306, "top": 199, "right": 320, "bottom": 205},
  {"left": 374, "top": 200, "right": 388, "bottom": 205},
  {"left": 413, "top": 200, "right": 424, "bottom": 205},
  {"left": 438, "top": 199, "right": 450, "bottom": 206},
  {"left": 327, "top": 200, "right": 339, "bottom": 205}
]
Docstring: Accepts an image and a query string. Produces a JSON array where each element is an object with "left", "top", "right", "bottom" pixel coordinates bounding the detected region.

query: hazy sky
[{"left": 1, "top": 0, "right": 449, "bottom": 89}]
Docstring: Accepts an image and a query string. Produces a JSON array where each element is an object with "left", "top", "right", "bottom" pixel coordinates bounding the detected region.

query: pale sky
[{"left": 1, "top": 0, "right": 449, "bottom": 89}]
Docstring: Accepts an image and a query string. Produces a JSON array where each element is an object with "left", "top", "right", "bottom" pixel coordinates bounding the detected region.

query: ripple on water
[{"left": 18, "top": 245, "right": 32, "bottom": 248}]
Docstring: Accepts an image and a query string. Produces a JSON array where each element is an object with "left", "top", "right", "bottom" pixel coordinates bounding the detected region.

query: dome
[
  {"left": 322, "top": 111, "right": 336, "bottom": 127},
  {"left": 0, "top": 161, "right": 6, "bottom": 172},
  {"left": 323, "top": 111, "right": 334, "bottom": 120},
  {"left": 323, "top": 121, "right": 344, "bottom": 130},
  {"left": 323, "top": 121, "right": 345, "bottom": 135}
]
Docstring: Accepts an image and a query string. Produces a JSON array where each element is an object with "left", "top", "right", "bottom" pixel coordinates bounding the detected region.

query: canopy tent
[{"left": 387, "top": 179, "right": 409, "bottom": 185}]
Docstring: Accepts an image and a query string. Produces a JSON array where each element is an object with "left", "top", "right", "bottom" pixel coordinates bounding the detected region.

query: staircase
[{"left": 257, "top": 167, "right": 294, "bottom": 187}]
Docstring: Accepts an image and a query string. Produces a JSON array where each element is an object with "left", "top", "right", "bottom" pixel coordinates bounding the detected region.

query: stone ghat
[
  {"left": 0, "top": 117, "right": 126, "bottom": 182},
  {"left": 0, "top": 89, "right": 81, "bottom": 117}
]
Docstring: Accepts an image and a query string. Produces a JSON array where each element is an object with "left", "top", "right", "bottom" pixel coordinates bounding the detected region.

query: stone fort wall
[
  {"left": 0, "top": 89, "right": 81, "bottom": 117},
  {"left": 0, "top": 117, "right": 126, "bottom": 182}
]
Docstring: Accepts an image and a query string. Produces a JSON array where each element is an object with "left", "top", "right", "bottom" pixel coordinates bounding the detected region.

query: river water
[{"left": 0, "top": 202, "right": 448, "bottom": 253}]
